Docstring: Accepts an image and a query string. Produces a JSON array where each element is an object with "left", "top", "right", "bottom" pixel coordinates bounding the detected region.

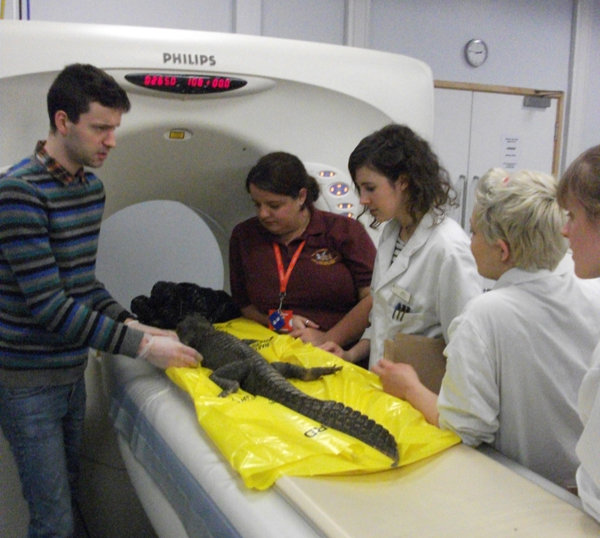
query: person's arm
[
  {"left": 228, "top": 224, "right": 253, "bottom": 308},
  {"left": 0, "top": 179, "right": 134, "bottom": 354},
  {"left": 372, "top": 358, "right": 440, "bottom": 425},
  {"left": 315, "top": 216, "right": 376, "bottom": 346},
  {"left": 320, "top": 337, "right": 370, "bottom": 364},
  {"left": 291, "top": 287, "right": 371, "bottom": 346},
  {"left": 124, "top": 319, "right": 178, "bottom": 338},
  {"left": 437, "top": 244, "right": 482, "bottom": 342},
  {"left": 321, "top": 287, "right": 372, "bottom": 346},
  {"left": 0, "top": 178, "right": 201, "bottom": 370},
  {"left": 229, "top": 224, "right": 272, "bottom": 329},
  {"left": 241, "top": 304, "right": 271, "bottom": 327}
]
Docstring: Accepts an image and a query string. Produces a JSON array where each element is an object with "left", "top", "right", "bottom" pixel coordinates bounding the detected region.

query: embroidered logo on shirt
[{"left": 311, "top": 248, "right": 340, "bottom": 265}]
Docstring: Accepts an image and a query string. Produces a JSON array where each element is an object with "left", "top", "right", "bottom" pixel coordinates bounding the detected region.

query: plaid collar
[{"left": 35, "top": 140, "right": 87, "bottom": 185}]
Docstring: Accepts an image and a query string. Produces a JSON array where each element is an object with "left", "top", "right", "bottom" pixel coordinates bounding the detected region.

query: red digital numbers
[
  {"left": 212, "top": 77, "right": 231, "bottom": 89},
  {"left": 186, "top": 77, "right": 231, "bottom": 89},
  {"left": 186, "top": 77, "right": 205, "bottom": 88},
  {"left": 130, "top": 73, "right": 241, "bottom": 93},
  {"left": 144, "top": 75, "right": 177, "bottom": 87}
]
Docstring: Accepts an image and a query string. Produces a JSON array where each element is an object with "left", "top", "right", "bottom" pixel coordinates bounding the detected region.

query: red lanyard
[{"left": 272, "top": 240, "right": 306, "bottom": 300}]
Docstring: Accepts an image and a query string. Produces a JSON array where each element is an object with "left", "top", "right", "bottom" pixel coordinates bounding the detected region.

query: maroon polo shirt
[{"left": 229, "top": 209, "right": 376, "bottom": 330}]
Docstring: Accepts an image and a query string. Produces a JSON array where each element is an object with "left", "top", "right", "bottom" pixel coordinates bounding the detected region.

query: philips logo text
[{"left": 163, "top": 53, "right": 216, "bottom": 66}]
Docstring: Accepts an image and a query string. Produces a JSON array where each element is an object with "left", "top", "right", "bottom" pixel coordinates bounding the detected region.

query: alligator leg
[
  {"left": 210, "top": 361, "right": 252, "bottom": 397},
  {"left": 270, "top": 362, "right": 342, "bottom": 381}
]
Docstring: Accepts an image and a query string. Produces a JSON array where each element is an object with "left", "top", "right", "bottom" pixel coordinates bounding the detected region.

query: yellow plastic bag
[{"left": 167, "top": 318, "right": 459, "bottom": 490}]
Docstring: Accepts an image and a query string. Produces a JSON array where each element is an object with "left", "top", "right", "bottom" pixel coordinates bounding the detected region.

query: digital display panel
[{"left": 125, "top": 73, "right": 247, "bottom": 94}]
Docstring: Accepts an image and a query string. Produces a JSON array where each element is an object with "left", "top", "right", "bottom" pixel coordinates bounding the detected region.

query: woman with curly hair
[{"left": 322, "top": 124, "right": 481, "bottom": 369}]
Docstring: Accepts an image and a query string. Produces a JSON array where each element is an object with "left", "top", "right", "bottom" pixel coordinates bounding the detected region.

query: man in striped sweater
[{"left": 0, "top": 64, "right": 201, "bottom": 537}]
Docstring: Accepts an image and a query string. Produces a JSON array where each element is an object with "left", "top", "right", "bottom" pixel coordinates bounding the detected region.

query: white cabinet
[{"left": 432, "top": 82, "right": 563, "bottom": 230}]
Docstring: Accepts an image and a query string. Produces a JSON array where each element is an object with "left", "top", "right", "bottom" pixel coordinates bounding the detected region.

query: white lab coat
[
  {"left": 576, "top": 341, "right": 600, "bottom": 523},
  {"left": 438, "top": 263, "right": 600, "bottom": 489},
  {"left": 365, "top": 212, "right": 481, "bottom": 369}
]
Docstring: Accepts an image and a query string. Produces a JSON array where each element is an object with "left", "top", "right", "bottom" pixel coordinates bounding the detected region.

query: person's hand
[
  {"left": 125, "top": 319, "right": 178, "bottom": 340},
  {"left": 289, "top": 315, "right": 324, "bottom": 344},
  {"left": 137, "top": 335, "right": 202, "bottom": 369},
  {"left": 372, "top": 358, "right": 440, "bottom": 426},
  {"left": 319, "top": 341, "right": 347, "bottom": 360},
  {"left": 371, "top": 358, "right": 420, "bottom": 400}
]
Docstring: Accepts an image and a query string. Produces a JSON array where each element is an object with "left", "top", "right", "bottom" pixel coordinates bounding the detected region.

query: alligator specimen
[{"left": 176, "top": 313, "right": 399, "bottom": 465}]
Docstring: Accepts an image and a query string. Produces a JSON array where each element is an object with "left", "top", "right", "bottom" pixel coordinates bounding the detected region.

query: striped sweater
[{"left": 0, "top": 152, "right": 142, "bottom": 378}]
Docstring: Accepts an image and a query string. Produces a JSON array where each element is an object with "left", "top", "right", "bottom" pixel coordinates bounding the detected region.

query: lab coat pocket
[{"left": 389, "top": 311, "right": 429, "bottom": 335}]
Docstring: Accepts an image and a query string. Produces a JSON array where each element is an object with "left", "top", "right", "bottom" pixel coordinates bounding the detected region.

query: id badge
[{"left": 268, "top": 309, "right": 293, "bottom": 332}]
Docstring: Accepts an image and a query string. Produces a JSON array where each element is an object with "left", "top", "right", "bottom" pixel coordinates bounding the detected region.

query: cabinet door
[
  {"left": 433, "top": 86, "right": 560, "bottom": 230},
  {"left": 469, "top": 91, "right": 557, "bottom": 175},
  {"left": 432, "top": 88, "right": 473, "bottom": 228},
  {"left": 465, "top": 92, "right": 558, "bottom": 226}
]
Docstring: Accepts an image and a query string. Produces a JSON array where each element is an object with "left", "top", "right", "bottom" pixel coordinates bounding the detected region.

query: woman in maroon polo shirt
[{"left": 229, "top": 151, "right": 376, "bottom": 349}]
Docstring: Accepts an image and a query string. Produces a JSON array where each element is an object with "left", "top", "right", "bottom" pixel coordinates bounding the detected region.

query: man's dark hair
[{"left": 47, "top": 63, "right": 131, "bottom": 131}]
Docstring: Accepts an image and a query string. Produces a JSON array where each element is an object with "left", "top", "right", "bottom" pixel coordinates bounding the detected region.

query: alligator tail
[
  {"left": 301, "top": 397, "right": 399, "bottom": 466},
  {"left": 253, "top": 371, "right": 399, "bottom": 466}
]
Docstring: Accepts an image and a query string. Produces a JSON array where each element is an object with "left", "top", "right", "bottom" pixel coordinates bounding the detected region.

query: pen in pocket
[{"left": 392, "top": 302, "right": 411, "bottom": 320}]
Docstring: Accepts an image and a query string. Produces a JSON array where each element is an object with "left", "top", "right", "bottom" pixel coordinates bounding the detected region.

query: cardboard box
[{"left": 383, "top": 333, "right": 446, "bottom": 393}]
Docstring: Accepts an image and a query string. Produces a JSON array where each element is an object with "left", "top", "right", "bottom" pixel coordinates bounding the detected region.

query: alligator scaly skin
[{"left": 177, "top": 313, "right": 399, "bottom": 465}]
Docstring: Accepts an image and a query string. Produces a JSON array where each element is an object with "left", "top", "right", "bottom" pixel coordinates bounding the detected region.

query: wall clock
[{"left": 464, "top": 39, "right": 488, "bottom": 67}]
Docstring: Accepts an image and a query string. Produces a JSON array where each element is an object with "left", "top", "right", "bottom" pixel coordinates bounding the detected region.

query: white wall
[
  {"left": 564, "top": 0, "right": 600, "bottom": 165},
  {"left": 4, "top": 0, "right": 235, "bottom": 31},
  {"left": 369, "top": 0, "right": 572, "bottom": 91},
  {"left": 261, "top": 0, "right": 347, "bottom": 43},
  {"left": 1, "top": 0, "right": 598, "bottom": 169}
]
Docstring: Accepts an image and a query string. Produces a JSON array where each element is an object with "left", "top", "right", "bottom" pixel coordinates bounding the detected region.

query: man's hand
[{"left": 137, "top": 335, "right": 202, "bottom": 369}]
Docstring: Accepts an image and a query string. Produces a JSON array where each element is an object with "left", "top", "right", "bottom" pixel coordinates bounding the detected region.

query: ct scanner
[{"left": 1, "top": 20, "right": 599, "bottom": 538}]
